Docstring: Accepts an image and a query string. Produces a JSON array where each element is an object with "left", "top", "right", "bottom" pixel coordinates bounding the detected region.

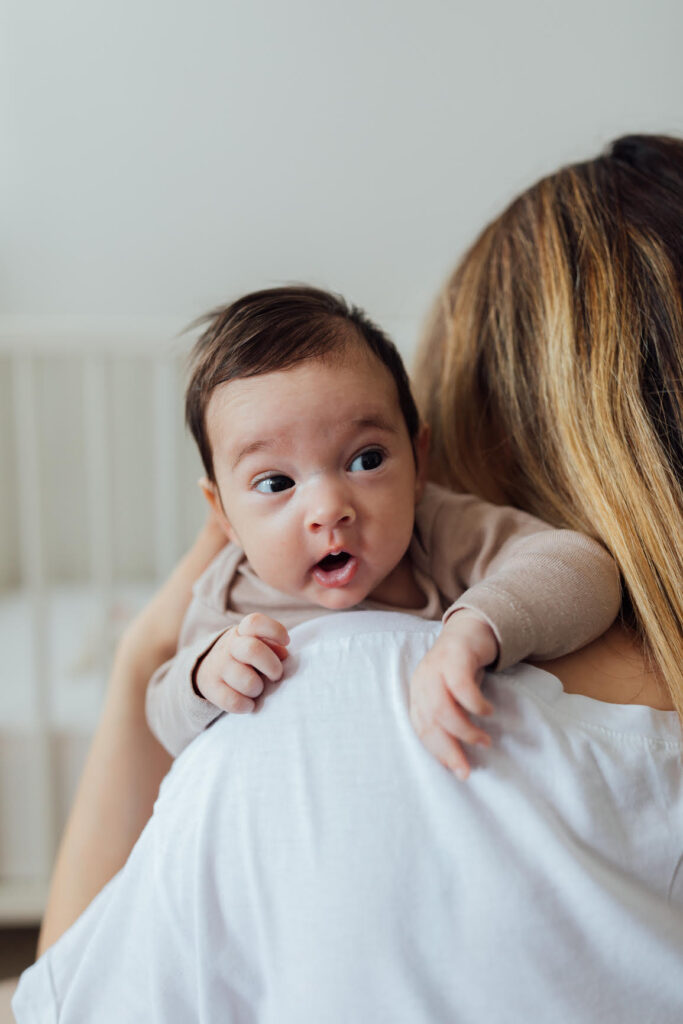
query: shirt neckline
[{"left": 504, "top": 663, "right": 682, "bottom": 746}]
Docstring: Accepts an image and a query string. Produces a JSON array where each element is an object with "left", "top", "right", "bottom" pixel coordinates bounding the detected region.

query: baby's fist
[{"left": 195, "top": 613, "right": 290, "bottom": 714}]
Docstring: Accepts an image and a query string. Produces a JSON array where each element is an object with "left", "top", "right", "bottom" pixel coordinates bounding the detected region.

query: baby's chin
[
  {"left": 310, "top": 589, "right": 367, "bottom": 611},
  {"left": 301, "top": 573, "right": 378, "bottom": 611}
]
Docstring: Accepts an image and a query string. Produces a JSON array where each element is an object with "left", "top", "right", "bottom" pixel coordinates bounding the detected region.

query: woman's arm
[{"left": 37, "top": 513, "right": 227, "bottom": 955}]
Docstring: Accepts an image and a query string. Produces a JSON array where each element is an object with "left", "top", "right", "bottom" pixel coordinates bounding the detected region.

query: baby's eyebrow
[
  {"left": 231, "top": 439, "right": 275, "bottom": 470},
  {"left": 231, "top": 414, "right": 399, "bottom": 470},
  {"left": 350, "top": 415, "right": 399, "bottom": 434}
]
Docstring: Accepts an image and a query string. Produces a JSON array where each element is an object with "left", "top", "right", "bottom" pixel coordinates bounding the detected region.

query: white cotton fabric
[{"left": 14, "top": 611, "right": 683, "bottom": 1024}]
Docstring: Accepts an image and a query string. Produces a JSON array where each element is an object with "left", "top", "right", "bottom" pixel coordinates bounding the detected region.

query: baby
[{"left": 146, "top": 285, "right": 621, "bottom": 777}]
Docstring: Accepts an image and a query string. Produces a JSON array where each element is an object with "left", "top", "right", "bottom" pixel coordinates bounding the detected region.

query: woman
[
  {"left": 12, "top": 134, "right": 683, "bottom": 1020},
  {"left": 414, "top": 132, "right": 682, "bottom": 715}
]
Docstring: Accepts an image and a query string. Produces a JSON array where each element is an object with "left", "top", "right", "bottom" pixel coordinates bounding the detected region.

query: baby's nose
[{"left": 305, "top": 485, "right": 356, "bottom": 531}]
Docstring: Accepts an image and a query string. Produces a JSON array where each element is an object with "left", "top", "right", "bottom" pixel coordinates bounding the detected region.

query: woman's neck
[{"left": 531, "top": 624, "right": 675, "bottom": 711}]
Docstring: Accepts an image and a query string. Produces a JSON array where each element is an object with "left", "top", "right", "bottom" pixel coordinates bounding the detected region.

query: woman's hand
[{"left": 409, "top": 611, "right": 497, "bottom": 779}]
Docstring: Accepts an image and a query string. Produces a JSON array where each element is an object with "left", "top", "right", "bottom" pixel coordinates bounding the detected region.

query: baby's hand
[
  {"left": 409, "top": 611, "right": 497, "bottom": 779},
  {"left": 195, "top": 613, "right": 290, "bottom": 714}
]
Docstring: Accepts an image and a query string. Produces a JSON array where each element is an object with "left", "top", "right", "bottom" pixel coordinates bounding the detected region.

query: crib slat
[
  {"left": 83, "top": 356, "right": 113, "bottom": 604},
  {"left": 153, "top": 357, "right": 179, "bottom": 579},
  {"left": 11, "top": 355, "right": 58, "bottom": 877}
]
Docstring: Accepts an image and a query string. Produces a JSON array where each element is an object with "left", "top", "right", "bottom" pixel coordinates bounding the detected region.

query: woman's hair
[
  {"left": 414, "top": 134, "right": 683, "bottom": 707},
  {"left": 185, "top": 285, "right": 419, "bottom": 481}
]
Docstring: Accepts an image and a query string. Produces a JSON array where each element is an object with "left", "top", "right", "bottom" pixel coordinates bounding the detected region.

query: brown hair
[
  {"left": 414, "top": 134, "right": 683, "bottom": 711},
  {"left": 186, "top": 285, "right": 420, "bottom": 481}
]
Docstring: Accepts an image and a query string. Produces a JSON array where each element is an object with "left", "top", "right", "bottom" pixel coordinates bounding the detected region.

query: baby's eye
[
  {"left": 254, "top": 475, "right": 294, "bottom": 494},
  {"left": 348, "top": 449, "right": 384, "bottom": 473}
]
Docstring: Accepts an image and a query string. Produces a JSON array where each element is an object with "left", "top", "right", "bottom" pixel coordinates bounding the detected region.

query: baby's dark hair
[{"left": 185, "top": 285, "right": 420, "bottom": 481}]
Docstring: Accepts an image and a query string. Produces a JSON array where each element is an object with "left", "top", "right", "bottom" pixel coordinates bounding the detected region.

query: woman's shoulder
[{"left": 530, "top": 625, "right": 676, "bottom": 711}]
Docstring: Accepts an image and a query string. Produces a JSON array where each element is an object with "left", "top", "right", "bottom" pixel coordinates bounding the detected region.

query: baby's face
[{"left": 205, "top": 347, "right": 424, "bottom": 611}]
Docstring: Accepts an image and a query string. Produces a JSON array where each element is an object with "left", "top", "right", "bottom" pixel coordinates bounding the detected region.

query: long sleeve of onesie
[
  {"left": 145, "top": 546, "right": 245, "bottom": 756},
  {"left": 412, "top": 484, "right": 621, "bottom": 670},
  {"left": 145, "top": 607, "right": 231, "bottom": 757}
]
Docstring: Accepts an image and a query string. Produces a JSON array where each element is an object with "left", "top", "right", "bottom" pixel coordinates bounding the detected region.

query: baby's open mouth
[
  {"left": 316, "top": 551, "right": 351, "bottom": 571},
  {"left": 312, "top": 550, "right": 358, "bottom": 589}
]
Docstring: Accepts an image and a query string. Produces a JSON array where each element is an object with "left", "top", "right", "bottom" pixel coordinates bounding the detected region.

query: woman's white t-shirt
[{"left": 14, "top": 612, "right": 683, "bottom": 1023}]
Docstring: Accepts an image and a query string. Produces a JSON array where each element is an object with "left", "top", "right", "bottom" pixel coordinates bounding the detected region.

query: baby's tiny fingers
[
  {"left": 421, "top": 726, "right": 472, "bottom": 780},
  {"left": 229, "top": 634, "right": 284, "bottom": 681},
  {"left": 202, "top": 676, "right": 256, "bottom": 714},
  {"left": 437, "top": 699, "right": 491, "bottom": 748},
  {"left": 222, "top": 659, "right": 265, "bottom": 700},
  {"left": 237, "top": 613, "right": 290, "bottom": 647},
  {"left": 445, "top": 671, "right": 493, "bottom": 717},
  {"left": 221, "top": 689, "right": 256, "bottom": 714},
  {"left": 263, "top": 640, "right": 289, "bottom": 662}
]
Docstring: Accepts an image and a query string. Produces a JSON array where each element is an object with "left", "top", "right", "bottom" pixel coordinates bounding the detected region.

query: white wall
[{"left": 3, "top": 0, "right": 683, "bottom": 353}]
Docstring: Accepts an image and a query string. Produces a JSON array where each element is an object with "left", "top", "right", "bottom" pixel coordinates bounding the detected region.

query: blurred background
[{"left": 1, "top": 0, "right": 682, "bottom": 962}]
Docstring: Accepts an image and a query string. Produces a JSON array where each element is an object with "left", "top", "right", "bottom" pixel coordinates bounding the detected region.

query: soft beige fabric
[{"left": 147, "top": 483, "right": 621, "bottom": 756}]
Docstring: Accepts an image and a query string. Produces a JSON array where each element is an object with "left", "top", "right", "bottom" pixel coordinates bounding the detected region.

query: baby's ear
[
  {"left": 198, "top": 478, "right": 239, "bottom": 545},
  {"left": 414, "top": 422, "right": 431, "bottom": 502}
]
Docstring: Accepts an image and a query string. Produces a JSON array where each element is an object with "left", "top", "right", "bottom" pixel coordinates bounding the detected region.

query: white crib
[{"left": 0, "top": 317, "right": 204, "bottom": 924}]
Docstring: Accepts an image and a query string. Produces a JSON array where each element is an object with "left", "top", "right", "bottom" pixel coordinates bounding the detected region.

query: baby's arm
[
  {"left": 145, "top": 590, "right": 288, "bottom": 757},
  {"left": 410, "top": 488, "right": 621, "bottom": 777},
  {"left": 431, "top": 494, "right": 621, "bottom": 668}
]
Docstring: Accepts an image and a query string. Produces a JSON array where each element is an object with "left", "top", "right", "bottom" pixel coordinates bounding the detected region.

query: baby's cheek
[{"left": 250, "top": 543, "right": 297, "bottom": 590}]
